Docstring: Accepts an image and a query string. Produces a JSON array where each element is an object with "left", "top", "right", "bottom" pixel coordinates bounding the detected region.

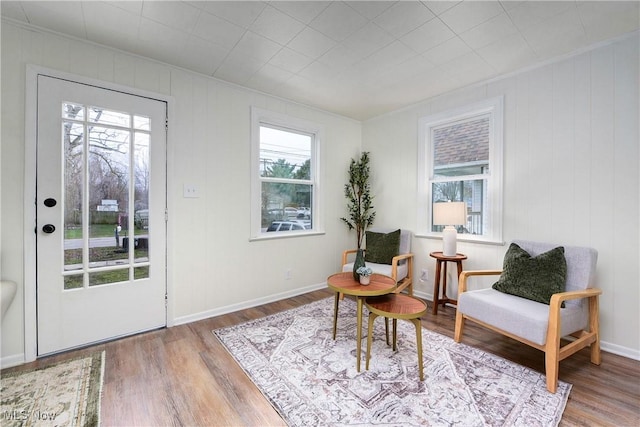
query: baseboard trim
[
  {"left": 172, "top": 282, "right": 327, "bottom": 326},
  {"left": 1, "top": 352, "right": 25, "bottom": 369}
]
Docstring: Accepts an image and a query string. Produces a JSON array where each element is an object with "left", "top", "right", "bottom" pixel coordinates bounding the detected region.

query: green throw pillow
[
  {"left": 492, "top": 243, "right": 567, "bottom": 305},
  {"left": 364, "top": 229, "right": 401, "bottom": 265}
]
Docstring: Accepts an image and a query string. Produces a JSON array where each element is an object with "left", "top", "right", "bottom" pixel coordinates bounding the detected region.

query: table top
[
  {"left": 327, "top": 272, "right": 396, "bottom": 297},
  {"left": 429, "top": 251, "right": 467, "bottom": 261}
]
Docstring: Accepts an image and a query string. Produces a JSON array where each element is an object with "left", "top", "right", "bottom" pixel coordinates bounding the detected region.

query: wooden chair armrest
[
  {"left": 458, "top": 270, "right": 502, "bottom": 293},
  {"left": 342, "top": 249, "right": 363, "bottom": 266},
  {"left": 549, "top": 288, "right": 602, "bottom": 311},
  {"left": 391, "top": 252, "right": 413, "bottom": 264}
]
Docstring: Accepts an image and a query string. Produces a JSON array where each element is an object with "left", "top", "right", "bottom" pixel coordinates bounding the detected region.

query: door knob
[{"left": 42, "top": 224, "right": 56, "bottom": 234}]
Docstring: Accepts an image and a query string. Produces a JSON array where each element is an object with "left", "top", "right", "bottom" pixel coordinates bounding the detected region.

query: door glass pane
[
  {"left": 63, "top": 102, "right": 85, "bottom": 121},
  {"left": 88, "top": 125, "right": 130, "bottom": 266},
  {"left": 61, "top": 102, "right": 154, "bottom": 288},
  {"left": 89, "top": 107, "right": 130, "bottom": 128},
  {"left": 134, "top": 115, "right": 150, "bottom": 131},
  {"left": 134, "top": 132, "right": 150, "bottom": 265},
  {"left": 63, "top": 120, "right": 84, "bottom": 271},
  {"left": 89, "top": 269, "right": 129, "bottom": 287},
  {"left": 63, "top": 274, "right": 84, "bottom": 290},
  {"left": 134, "top": 266, "right": 149, "bottom": 280}
]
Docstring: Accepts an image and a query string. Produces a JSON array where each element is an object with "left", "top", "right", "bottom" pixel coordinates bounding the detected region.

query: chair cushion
[
  {"left": 364, "top": 229, "right": 400, "bottom": 265},
  {"left": 342, "top": 262, "right": 408, "bottom": 282},
  {"left": 458, "top": 288, "right": 588, "bottom": 346},
  {"left": 492, "top": 243, "right": 567, "bottom": 305}
]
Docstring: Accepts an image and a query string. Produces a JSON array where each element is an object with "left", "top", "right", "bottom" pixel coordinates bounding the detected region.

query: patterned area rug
[
  {"left": 1, "top": 351, "right": 104, "bottom": 427},
  {"left": 214, "top": 297, "right": 571, "bottom": 427}
]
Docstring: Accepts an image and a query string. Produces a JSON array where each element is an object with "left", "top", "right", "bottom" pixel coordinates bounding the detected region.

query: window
[
  {"left": 251, "top": 107, "right": 323, "bottom": 239},
  {"left": 417, "top": 97, "right": 503, "bottom": 244}
]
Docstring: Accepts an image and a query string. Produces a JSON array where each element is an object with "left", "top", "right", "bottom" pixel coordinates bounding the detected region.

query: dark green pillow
[
  {"left": 492, "top": 243, "right": 567, "bottom": 305},
  {"left": 364, "top": 229, "right": 401, "bottom": 265}
]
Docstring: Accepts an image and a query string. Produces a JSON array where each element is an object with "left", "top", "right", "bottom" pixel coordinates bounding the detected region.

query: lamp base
[{"left": 442, "top": 226, "right": 458, "bottom": 257}]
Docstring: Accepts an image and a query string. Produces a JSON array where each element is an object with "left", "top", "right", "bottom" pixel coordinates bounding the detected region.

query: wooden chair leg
[
  {"left": 366, "top": 312, "right": 378, "bottom": 371},
  {"left": 545, "top": 349, "right": 560, "bottom": 393},
  {"left": 454, "top": 311, "right": 465, "bottom": 342},
  {"left": 589, "top": 296, "right": 602, "bottom": 365}
]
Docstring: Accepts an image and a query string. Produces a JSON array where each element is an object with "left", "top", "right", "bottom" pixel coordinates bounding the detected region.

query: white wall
[
  {"left": 0, "top": 21, "right": 360, "bottom": 365},
  {"left": 2, "top": 20, "right": 638, "bottom": 364},
  {"left": 363, "top": 34, "right": 639, "bottom": 357}
]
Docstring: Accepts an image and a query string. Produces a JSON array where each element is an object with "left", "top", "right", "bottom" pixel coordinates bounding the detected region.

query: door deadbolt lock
[{"left": 42, "top": 224, "right": 56, "bottom": 234}]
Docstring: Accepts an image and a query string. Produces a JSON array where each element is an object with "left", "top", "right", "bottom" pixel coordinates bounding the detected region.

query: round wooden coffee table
[{"left": 326, "top": 272, "right": 396, "bottom": 372}]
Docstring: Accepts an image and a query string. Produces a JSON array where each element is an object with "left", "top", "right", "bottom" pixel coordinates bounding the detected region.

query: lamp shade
[{"left": 433, "top": 202, "right": 466, "bottom": 226}]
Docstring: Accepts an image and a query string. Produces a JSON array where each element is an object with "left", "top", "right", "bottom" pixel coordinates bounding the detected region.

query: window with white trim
[
  {"left": 250, "top": 107, "right": 322, "bottom": 239},
  {"left": 417, "top": 97, "right": 503, "bottom": 244}
]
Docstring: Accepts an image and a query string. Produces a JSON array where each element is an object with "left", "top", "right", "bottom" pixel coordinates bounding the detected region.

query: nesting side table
[{"left": 429, "top": 251, "right": 467, "bottom": 315}]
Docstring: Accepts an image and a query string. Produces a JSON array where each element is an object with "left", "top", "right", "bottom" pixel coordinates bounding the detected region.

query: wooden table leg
[
  {"left": 432, "top": 260, "right": 442, "bottom": 315},
  {"left": 356, "top": 296, "right": 363, "bottom": 372},
  {"left": 441, "top": 261, "right": 449, "bottom": 310},
  {"left": 332, "top": 292, "right": 339, "bottom": 340}
]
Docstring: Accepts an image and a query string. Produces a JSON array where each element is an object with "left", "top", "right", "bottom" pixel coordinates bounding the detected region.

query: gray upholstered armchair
[
  {"left": 454, "top": 240, "right": 602, "bottom": 393},
  {"left": 342, "top": 228, "right": 414, "bottom": 295}
]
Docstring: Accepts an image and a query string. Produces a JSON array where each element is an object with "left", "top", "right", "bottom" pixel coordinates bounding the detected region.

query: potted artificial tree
[{"left": 341, "top": 151, "right": 375, "bottom": 280}]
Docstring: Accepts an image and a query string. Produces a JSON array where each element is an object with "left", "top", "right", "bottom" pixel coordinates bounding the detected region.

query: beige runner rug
[{"left": 1, "top": 351, "right": 104, "bottom": 427}]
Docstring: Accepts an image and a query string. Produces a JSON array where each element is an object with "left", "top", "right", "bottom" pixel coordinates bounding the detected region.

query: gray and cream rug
[
  {"left": 214, "top": 297, "right": 571, "bottom": 426},
  {"left": 1, "top": 351, "right": 104, "bottom": 427}
]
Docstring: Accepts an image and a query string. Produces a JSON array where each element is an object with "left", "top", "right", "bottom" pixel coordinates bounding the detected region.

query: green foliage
[{"left": 341, "top": 152, "right": 375, "bottom": 248}]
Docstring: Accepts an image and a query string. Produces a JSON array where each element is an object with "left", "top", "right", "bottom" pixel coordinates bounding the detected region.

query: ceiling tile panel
[
  {"left": 422, "top": 36, "right": 472, "bottom": 65},
  {"left": 141, "top": 1, "right": 200, "bottom": 31},
  {"left": 400, "top": 17, "right": 456, "bottom": 54},
  {"left": 438, "top": 0, "right": 504, "bottom": 34},
  {"left": 345, "top": 1, "right": 395, "bottom": 20},
  {"left": 309, "top": 1, "right": 368, "bottom": 41},
  {"left": 233, "top": 31, "right": 282, "bottom": 63},
  {"left": 268, "top": 47, "right": 314, "bottom": 74},
  {"left": 373, "top": 1, "right": 435, "bottom": 38},
  {"left": 195, "top": 0, "right": 266, "bottom": 29},
  {"left": 477, "top": 33, "right": 538, "bottom": 73},
  {"left": 20, "top": 1, "right": 86, "bottom": 39},
  {"left": 287, "top": 26, "right": 336, "bottom": 59},
  {"left": 270, "top": 1, "right": 330, "bottom": 24},
  {"left": 342, "top": 22, "right": 395, "bottom": 59},
  {"left": 459, "top": 12, "right": 519, "bottom": 49},
  {"left": 192, "top": 11, "right": 246, "bottom": 49},
  {"left": 250, "top": 5, "right": 305, "bottom": 45}
]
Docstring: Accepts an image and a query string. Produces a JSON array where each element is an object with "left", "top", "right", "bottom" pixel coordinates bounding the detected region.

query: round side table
[{"left": 429, "top": 251, "right": 467, "bottom": 315}]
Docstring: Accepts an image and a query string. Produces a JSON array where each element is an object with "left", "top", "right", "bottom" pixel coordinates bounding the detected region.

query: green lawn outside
[{"left": 65, "top": 224, "right": 147, "bottom": 239}]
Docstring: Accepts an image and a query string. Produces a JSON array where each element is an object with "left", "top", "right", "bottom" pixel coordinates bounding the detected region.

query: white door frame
[{"left": 24, "top": 65, "right": 175, "bottom": 362}]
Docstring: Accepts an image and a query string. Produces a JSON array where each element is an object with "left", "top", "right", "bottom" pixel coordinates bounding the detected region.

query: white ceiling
[{"left": 2, "top": 1, "right": 639, "bottom": 120}]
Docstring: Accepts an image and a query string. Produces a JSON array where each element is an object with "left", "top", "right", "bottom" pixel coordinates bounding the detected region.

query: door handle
[{"left": 42, "top": 224, "right": 56, "bottom": 234}]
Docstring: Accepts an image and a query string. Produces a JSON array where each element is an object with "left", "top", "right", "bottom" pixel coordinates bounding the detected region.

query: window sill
[
  {"left": 250, "top": 230, "right": 325, "bottom": 242},
  {"left": 415, "top": 233, "right": 504, "bottom": 246}
]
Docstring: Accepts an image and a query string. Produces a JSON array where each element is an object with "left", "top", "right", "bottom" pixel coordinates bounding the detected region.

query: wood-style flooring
[{"left": 3, "top": 289, "right": 639, "bottom": 426}]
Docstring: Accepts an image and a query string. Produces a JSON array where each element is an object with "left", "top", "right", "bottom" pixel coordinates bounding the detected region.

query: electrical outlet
[
  {"left": 420, "top": 269, "right": 428, "bottom": 282},
  {"left": 183, "top": 184, "right": 199, "bottom": 198},
  {"left": 285, "top": 269, "right": 292, "bottom": 280}
]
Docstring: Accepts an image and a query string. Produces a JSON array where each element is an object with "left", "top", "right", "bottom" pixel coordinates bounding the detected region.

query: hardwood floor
[{"left": 3, "top": 289, "right": 639, "bottom": 426}]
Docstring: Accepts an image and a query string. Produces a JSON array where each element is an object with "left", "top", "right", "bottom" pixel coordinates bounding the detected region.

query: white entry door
[{"left": 36, "top": 75, "right": 167, "bottom": 355}]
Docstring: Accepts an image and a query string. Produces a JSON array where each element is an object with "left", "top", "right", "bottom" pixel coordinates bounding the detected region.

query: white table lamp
[{"left": 433, "top": 202, "right": 467, "bottom": 256}]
